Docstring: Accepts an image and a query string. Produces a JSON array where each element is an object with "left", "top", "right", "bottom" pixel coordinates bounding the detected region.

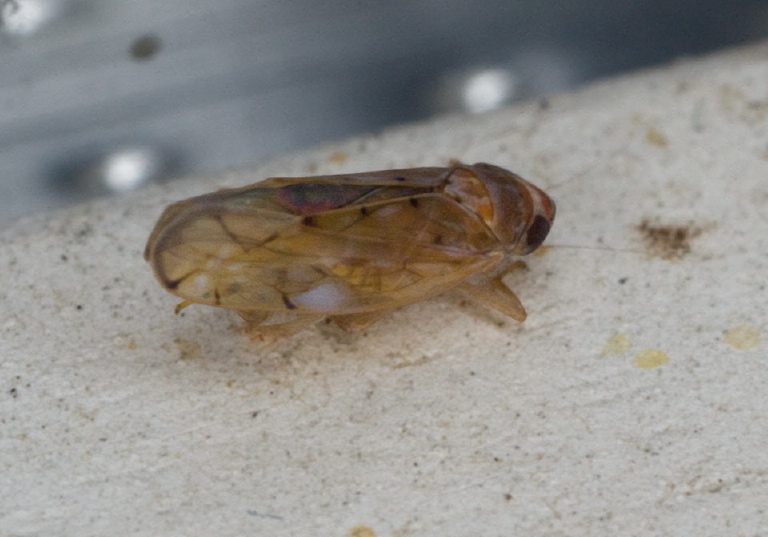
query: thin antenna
[{"left": 536, "top": 244, "right": 643, "bottom": 255}]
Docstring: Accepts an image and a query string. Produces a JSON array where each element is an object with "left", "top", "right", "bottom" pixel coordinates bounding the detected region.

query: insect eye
[{"left": 525, "top": 214, "right": 552, "bottom": 250}]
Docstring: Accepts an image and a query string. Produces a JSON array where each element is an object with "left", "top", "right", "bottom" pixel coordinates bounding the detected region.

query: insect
[{"left": 144, "top": 162, "right": 556, "bottom": 341}]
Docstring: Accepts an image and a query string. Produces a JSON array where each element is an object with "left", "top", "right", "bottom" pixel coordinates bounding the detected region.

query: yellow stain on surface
[
  {"left": 724, "top": 326, "right": 762, "bottom": 350},
  {"left": 602, "top": 333, "right": 633, "bottom": 356},
  {"left": 329, "top": 151, "right": 349, "bottom": 165},
  {"left": 634, "top": 349, "right": 669, "bottom": 370},
  {"left": 174, "top": 338, "right": 201, "bottom": 361},
  {"left": 645, "top": 127, "right": 669, "bottom": 147},
  {"left": 349, "top": 525, "right": 376, "bottom": 537}
]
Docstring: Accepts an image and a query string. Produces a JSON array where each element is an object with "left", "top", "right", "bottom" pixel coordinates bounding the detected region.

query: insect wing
[
  {"left": 146, "top": 173, "right": 501, "bottom": 315},
  {"left": 281, "top": 193, "right": 501, "bottom": 313},
  {"left": 256, "top": 167, "right": 451, "bottom": 189}
]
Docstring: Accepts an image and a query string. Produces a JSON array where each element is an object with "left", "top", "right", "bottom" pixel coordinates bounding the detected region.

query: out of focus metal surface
[{"left": 0, "top": 0, "right": 764, "bottom": 225}]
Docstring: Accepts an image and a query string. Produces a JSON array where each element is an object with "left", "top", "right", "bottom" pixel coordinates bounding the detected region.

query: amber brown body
[{"left": 145, "top": 163, "right": 555, "bottom": 340}]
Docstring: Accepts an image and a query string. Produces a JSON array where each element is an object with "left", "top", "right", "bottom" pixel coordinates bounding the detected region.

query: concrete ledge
[{"left": 2, "top": 41, "right": 767, "bottom": 536}]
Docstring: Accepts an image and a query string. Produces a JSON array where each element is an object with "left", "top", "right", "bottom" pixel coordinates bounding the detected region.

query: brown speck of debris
[
  {"left": 636, "top": 219, "right": 703, "bottom": 260},
  {"left": 328, "top": 151, "right": 349, "bottom": 165},
  {"left": 645, "top": 127, "right": 669, "bottom": 147},
  {"left": 174, "top": 338, "right": 201, "bottom": 361}
]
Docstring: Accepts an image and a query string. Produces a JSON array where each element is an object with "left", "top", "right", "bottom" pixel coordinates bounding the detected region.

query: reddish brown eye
[{"left": 526, "top": 214, "right": 551, "bottom": 250}]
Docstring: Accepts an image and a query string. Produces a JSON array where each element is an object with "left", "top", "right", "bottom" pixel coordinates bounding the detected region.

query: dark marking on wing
[
  {"left": 215, "top": 214, "right": 242, "bottom": 245},
  {"left": 261, "top": 232, "right": 279, "bottom": 245},
  {"left": 215, "top": 215, "right": 278, "bottom": 252},
  {"left": 282, "top": 294, "right": 297, "bottom": 310}
]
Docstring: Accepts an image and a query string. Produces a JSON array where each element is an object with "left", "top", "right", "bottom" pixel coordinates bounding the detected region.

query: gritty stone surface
[{"left": 2, "top": 41, "right": 768, "bottom": 536}]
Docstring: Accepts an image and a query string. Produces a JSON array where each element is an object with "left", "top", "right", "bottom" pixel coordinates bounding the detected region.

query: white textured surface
[{"left": 2, "top": 42, "right": 768, "bottom": 537}]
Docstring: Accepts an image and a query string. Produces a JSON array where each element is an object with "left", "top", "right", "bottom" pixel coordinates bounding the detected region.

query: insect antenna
[
  {"left": 538, "top": 243, "right": 643, "bottom": 256},
  {"left": 534, "top": 170, "right": 597, "bottom": 194}
]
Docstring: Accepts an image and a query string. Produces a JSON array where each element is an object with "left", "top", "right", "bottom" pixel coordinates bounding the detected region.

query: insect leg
[
  {"left": 239, "top": 310, "right": 325, "bottom": 344},
  {"left": 238, "top": 310, "right": 270, "bottom": 324},
  {"left": 456, "top": 275, "right": 527, "bottom": 322},
  {"left": 329, "top": 310, "right": 389, "bottom": 332},
  {"left": 174, "top": 300, "right": 194, "bottom": 314}
]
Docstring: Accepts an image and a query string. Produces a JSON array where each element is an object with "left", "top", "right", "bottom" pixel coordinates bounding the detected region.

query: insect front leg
[{"left": 455, "top": 273, "right": 527, "bottom": 322}]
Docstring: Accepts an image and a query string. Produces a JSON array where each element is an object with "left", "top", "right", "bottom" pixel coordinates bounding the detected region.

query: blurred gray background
[{"left": 1, "top": 0, "right": 765, "bottom": 226}]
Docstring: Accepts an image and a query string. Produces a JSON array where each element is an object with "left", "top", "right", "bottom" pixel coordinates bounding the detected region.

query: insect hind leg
[{"left": 455, "top": 274, "right": 527, "bottom": 322}]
